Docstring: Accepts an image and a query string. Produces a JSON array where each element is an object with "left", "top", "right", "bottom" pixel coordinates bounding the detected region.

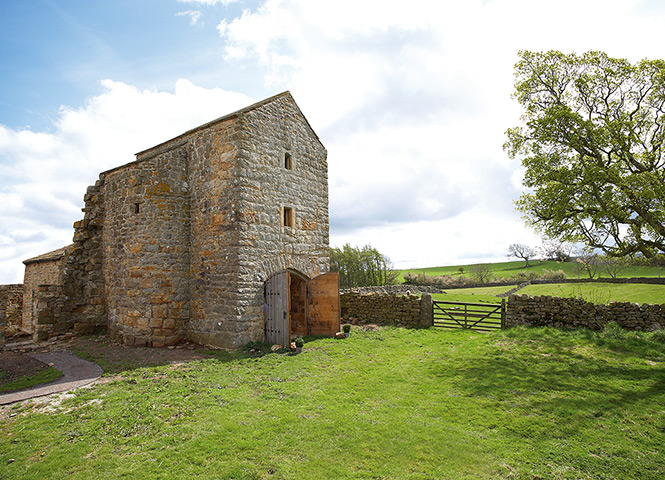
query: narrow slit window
[
  {"left": 284, "top": 152, "right": 293, "bottom": 170},
  {"left": 282, "top": 207, "right": 294, "bottom": 227},
  {"left": 133, "top": 203, "right": 141, "bottom": 214}
]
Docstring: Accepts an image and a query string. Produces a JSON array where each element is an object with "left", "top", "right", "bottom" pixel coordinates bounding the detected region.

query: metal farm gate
[{"left": 432, "top": 299, "right": 505, "bottom": 332}]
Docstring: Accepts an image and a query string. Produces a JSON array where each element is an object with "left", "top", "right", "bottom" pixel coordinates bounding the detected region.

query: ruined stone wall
[
  {"left": 507, "top": 294, "right": 665, "bottom": 331},
  {"left": 65, "top": 181, "right": 107, "bottom": 335},
  {"left": 102, "top": 144, "right": 191, "bottom": 347},
  {"left": 0, "top": 284, "right": 23, "bottom": 342},
  {"left": 341, "top": 292, "right": 428, "bottom": 328},
  {"left": 22, "top": 259, "right": 63, "bottom": 333},
  {"left": 234, "top": 95, "right": 330, "bottom": 346}
]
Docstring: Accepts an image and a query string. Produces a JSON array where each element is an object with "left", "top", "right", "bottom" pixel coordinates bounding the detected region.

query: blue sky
[{"left": 2, "top": 0, "right": 665, "bottom": 283}]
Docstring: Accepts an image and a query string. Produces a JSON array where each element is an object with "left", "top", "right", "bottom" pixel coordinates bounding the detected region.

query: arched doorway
[{"left": 264, "top": 270, "right": 340, "bottom": 346}]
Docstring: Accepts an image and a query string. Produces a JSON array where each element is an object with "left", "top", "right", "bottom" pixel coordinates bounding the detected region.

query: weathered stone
[{"left": 11, "top": 92, "right": 331, "bottom": 349}]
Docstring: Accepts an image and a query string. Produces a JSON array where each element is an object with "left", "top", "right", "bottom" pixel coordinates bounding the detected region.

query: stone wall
[
  {"left": 65, "top": 180, "right": 107, "bottom": 336},
  {"left": 33, "top": 285, "right": 69, "bottom": 341},
  {"left": 342, "top": 285, "right": 446, "bottom": 295},
  {"left": 52, "top": 91, "right": 329, "bottom": 349},
  {"left": 102, "top": 142, "right": 191, "bottom": 347},
  {"left": 0, "top": 284, "right": 23, "bottom": 343},
  {"left": 341, "top": 292, "right": 432, "bottom": 328},
  {"left": 235, "top": 94, "right": 329, "bottom": 346},
  {"left": 23, "top": 251, "right": 67, "bottom": 334},
  {"left": 506, "top": 294, "right": 665, "bottom": 331}
]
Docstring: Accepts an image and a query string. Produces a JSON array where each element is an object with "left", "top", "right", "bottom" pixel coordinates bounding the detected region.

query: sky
[{"left": 2, "top": 0, "right": 665, "bottom": 284}]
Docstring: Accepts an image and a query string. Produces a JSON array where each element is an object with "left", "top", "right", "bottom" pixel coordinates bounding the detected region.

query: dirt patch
[
  {"left": 63, "top": 335, "right": 209, "bottom": 374},
  {"left": 1, "top": 334, "right": 210, "bottom": 382},
  {"left": 0, "top": 352, "right": 50, "bottom": 387}
]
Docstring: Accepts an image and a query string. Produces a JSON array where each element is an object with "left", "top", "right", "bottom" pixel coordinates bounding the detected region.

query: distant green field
[
  {"left": 430, "top": 283, "right": 665, "bottom": 305},
  {"left": 519, "top": 283, "right": 665, "bottom": 305},
  {"left": 397, "top": 259, "right": 664, "bottom": 282}
]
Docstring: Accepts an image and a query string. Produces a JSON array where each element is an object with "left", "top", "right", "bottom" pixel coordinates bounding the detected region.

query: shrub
[
  {"left": 651, "top": 329, "right": 665, "bottom": 343},
  {"left": 602, "top": 321, "right": 627, "bottom": 340}
]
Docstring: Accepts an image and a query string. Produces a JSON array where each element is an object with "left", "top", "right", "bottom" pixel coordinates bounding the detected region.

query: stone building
[{"left": 19, "top": 92, "right": 339, "bottom": 349}]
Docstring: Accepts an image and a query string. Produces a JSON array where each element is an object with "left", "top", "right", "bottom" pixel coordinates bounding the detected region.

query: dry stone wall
[
  {"left": 507, "top": 294, "right": 665, "bottom": 331},
  {"left": 341, "top": 292, "right": 432, "bottom": 328}
]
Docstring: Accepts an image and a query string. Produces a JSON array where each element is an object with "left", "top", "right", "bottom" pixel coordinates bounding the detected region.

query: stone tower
[{"left": 29, "top": 92, "right": 331, "bottom": 349}]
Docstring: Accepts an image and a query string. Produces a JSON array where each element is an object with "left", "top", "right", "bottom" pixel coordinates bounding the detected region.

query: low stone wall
[
  {"left": 0, "top": 284, "right": 23, "bottom": 343},
  {"left": 506, "top": 294, "right": 665, "bottom": 331},
  {"left": 33, "top": 284, "right": 71, "bottom": 341},
  {"left": 341, "top": 292, "right": 433, "bottom": 328},
  {"left": 342, "top": 285, "right": 446, "bottom": 295}
]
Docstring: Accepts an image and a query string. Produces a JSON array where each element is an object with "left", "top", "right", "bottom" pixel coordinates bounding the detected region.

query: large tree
[{"left": 505, "top": 50, "right": 665, "bottom": 257}]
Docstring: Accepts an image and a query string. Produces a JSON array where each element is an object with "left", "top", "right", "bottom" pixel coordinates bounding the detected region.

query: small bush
[
  {"left": 602, "top": 321, "right": 627, "bottom": 340},
  {"left": 651, "top": 328, "right": 665, "bottom": 343}
]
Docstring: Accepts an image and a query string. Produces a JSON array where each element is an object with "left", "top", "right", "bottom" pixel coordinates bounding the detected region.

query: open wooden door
[
  {"left": 264, "top": 270, "right": 340, "bottom": 346},
  {"left": 264, "top": 271, "right": 290, "bottom": 346},
  {"left": 307, "top": 272, "right": 340, "bottom": 336}
]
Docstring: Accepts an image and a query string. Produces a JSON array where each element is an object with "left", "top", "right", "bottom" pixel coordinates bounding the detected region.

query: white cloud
[
  {"left": 210, "top": 0, "right": 665, "bottom": 268},
  {"left": 176, "top": 10, "right": 203, "bottom": 25},
  {"left": 0, "top": 80, "right": 253, "bottom": 283},
  {"left": 4, "top": 0, "right": 665, "bottom": 283}
]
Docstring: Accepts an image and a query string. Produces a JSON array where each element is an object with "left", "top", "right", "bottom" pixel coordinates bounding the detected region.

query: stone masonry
[
  {"left": 0, "top": 284, "right": 23, "bottom": 343},
  {"left": 507, "top": 294, "right": 665, "bottom": 331},
  {"left": 341, "top": 291, "right": 433, "bottom": 328},
  {"left": 21, "top": 92, "right": 330, "bottom": 349}
]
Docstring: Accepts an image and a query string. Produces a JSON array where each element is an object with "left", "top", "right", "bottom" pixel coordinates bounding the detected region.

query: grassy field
[
  {"left": 2, "top": 327, "right": 664, "bottom": 479},
  {"left": 0, "top": 367, "right": 62, "bottom": 393},
  {"left": 429, "top": 282, "right": 665, "bottom": 305},
  {"left": 397, "top": 259, "right": 664, "bottom": 282}
]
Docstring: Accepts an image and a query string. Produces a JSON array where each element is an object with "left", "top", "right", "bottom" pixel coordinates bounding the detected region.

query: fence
[{"left": 432, "top": 300, "right": 505, "bottom": 331}]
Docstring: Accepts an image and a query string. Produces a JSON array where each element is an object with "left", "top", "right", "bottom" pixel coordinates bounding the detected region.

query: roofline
[
  {"left": 23, "top": 245, "right": 71, "bottom": 265},
  {"left": 99, "top": 91, "right": 324, "bottom": 177},
  {"left": 135, "top": 90, "right": 296, "bottom": 159}
]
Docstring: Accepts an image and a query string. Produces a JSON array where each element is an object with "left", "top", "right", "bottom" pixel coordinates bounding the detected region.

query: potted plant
[
  {"left": 294, "top": 337, "right": 304, "bottom": 353},
  {"left": 342, "top": 324, "right": 351, "bottom": 338}
]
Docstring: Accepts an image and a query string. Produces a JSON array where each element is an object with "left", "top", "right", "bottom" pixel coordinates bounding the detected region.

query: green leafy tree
[
  {"left": 505, "top": 50, "right": 665, "bottom": 258},
  {"left": 330, "top": 244, "right": 398, "bottom": 289}
]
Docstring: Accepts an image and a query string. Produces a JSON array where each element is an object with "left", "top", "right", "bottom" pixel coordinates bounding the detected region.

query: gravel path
[{"left": 0, "top": 351, "right": 103, "bottom": 405}]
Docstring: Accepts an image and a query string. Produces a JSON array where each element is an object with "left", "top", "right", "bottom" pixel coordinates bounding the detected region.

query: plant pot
[
  {"left": 295, "top": 346, "right": 302, "bottom": 354},
  {"left": 344, "top": 332, "right": 350, "bottom": 338}
]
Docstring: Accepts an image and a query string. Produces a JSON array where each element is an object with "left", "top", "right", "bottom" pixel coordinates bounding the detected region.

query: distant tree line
[{"left": 330, "top": 244, "right": 398, "bottom": 289}]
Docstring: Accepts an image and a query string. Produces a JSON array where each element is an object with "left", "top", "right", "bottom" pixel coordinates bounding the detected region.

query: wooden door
[
  {"left": 307, "top": 272, "right": 340, "bottom": 336},
  {"left": 265, "top": 271, "right": 290, "bottom": 346}
]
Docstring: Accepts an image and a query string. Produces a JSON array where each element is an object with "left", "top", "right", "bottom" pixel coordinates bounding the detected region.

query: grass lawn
[
  {"left": 2, "top": 327, "right": 664, "bottom": 479},
  {"left": 0, "top": 367, "right": 62, "bottom": 393},
  {"left": 432, "top": 283, "right": 665, "bottom": 305},
  {"left": 397, "top": 259, "right": 665, "bottom": 282},
  {"left": 519, "top": 283, "right": 665, "bottom": 305}
]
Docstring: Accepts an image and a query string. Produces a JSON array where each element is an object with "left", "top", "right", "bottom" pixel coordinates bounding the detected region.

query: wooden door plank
[{"left": 307, "top": 272, "right": 340, "bottom": 337}]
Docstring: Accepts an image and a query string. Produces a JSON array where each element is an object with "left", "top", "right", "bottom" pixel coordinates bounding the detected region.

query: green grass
[
  {"left": 2, "top": 327, "right": 664, "bottom": 479},
  {"left": 519, "top": 283, "right": 665, "bottom": 305},
  {"left": 0, "top": 367, "right": 62, "bottom": 393},
  {"left": 432, "top": 282, "right": 665, "bottom": 305},
  {"left": 397, "top": 259, "right": 665, "bottom": 282}
]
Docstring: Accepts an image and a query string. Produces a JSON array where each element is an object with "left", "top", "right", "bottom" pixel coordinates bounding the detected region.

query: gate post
[
  {"left": 419, "top": 293, "right": 433, "bottom": 328},
  {"left": 501, "top": 298, "right": 506, "bottom": 329}
]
